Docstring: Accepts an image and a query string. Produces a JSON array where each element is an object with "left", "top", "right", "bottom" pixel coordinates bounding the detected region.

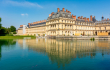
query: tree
[
  {"left": 0, "top": 24, "right": 2, "bottom": 30},
  {"left": 0, "top": 17, "right": 1, "bottom": 23},
  {"left": 10, "top": 26, "right": 16, "bottom": 32},
  {"left": 0, "top": 27, "right": 7, "bottom": 36},
  {"left": 0, "top": 17, "right": 1, "bottom": 29}
]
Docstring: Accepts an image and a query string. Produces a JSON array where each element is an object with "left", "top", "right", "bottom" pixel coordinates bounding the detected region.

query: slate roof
[
  {"left": 30, "top": 22, "right": 46, "bottom": 26},
  {"left": 47, "top": 10, "right": 74, "bottom": 21},
  {"left": 95, "top": 20, "right": 110, "bottom": 24}
]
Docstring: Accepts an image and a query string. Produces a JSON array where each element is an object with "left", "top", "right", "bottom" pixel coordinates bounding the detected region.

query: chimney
[
  {"left": 72, "top": 14, "right": 76, "bottom": 21},
  {"left": 51, "top": 12, "right": 54, "bottom": 16},
  {"left": 28, "top": 23, "right": 30, "bottom": 27},
  {"left": 57, "top": 8, "right": 60, "bottom": 12},
  {"left": 81, "top": 16, "right": 83, "bottom": 19},
  {"left": 66, "top": 9, "right": 68, "bottom": 12},
  {"left": 107, "top": 18, "right": 109, "bottom": 21},
  {"left": 105, "top": 19, "right": 106, "bottom": 21},
  {"left": 20, "top": 25, "right": 21, "bottom": 27},
  {"left": 90, "top": 15, "right": 92, "bottom": 21},
  {"left": 72, "top": 14, "right": 74, "bottom": 17},
  {"left": 94, "top": 16, "right": 95, "bottom": 18},
  {"left": 74, "top": 16, "right": 76, "bottom": 21},
  {"left": 83, "top": 17, "right": 87, "bottom": 21},
  {"left": 20, "top": 25, "right": 23, "bottom": 27},
  {"left": 62, "top": 8, "right": 65, "bottom": 12},
  {"left": 70, "top": 12, "right": 71, "bottom": 14},
  {"left": 78, "top": 17, "right": 80, "bottom": 19},
  {"left": 87, "top": 18, "right": 89, "bottom": 22},
  {"left": 68, "top": 11, "right": 71, "bottom": 14},
  {"left": 40, "top": 20, "right": 41, "bottom": 23}
]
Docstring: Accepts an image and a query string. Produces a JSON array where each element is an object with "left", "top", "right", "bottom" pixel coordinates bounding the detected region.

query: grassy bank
[{"left": 0, "top": 36, "right": 36, "bottom": 39}]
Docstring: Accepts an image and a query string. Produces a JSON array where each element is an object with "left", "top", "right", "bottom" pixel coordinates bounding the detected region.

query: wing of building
[{"left": 17, "top": 8, "right": 110, "bottom": 36}]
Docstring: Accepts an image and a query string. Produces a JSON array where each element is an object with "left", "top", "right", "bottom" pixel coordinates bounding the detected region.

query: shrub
[
  {"left": 6, "top": 34, "right": 13, "bottom": 36},
  {"left": 93, "top": 37, "right": 95, "bottom": 40},
  {"left": 43, "top": 34, "right": 45, "bottom": 37},
  {"left": 13, "top": 31, "right": 16, "bottom": 34},
  {"left": 90, "top": 38, "right": 92, "bottom": 40},
  {"left": 38, "top": 34, "right": 40, "bottom": 36},
  {"left": 90, "top": 37, "right": 95, "bottom": 41}
]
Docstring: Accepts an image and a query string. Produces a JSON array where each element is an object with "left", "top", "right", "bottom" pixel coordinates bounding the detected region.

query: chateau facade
[{"left": 17, "top": 8, "right": 110, "bottom": 36}]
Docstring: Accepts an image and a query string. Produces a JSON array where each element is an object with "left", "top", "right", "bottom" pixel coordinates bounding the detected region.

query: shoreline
[{"left": 0, "top": 36, "right": 36, "bottom": 39}]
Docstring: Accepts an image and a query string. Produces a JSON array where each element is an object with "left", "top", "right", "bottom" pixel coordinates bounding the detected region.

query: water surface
[{"left": 0, "top": 39, "right": 110, "bottom": 70}]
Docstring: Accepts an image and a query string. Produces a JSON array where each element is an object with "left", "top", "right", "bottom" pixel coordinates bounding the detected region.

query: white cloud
[
  {"left": 21, "top": 13, "right": 28, "bottom": 16},
  {"left": 2, "top": 0, "right": 43, "bottom": 8}
]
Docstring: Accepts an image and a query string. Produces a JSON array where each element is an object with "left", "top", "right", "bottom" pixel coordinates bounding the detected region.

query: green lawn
[{"left": 0, "top": 36, "right": 36, "bottom": 39}]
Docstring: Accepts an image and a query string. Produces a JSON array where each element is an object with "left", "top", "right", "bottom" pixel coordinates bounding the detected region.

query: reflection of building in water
[
  {"left": 18, "top": 39, "right": 110, "bottom": 67},
  {"left": 96, "top": 41, "right": 110, "bottom": 56}
]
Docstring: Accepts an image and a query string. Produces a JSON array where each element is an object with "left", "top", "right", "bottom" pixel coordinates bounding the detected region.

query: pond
[{"left": 0, "top": 39, "right": 110, "bottom": 70}]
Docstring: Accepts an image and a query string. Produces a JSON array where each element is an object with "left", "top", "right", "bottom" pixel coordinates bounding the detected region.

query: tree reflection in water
[
  {"left": 18, "top": 39, "right": 110, "bottom": 68},
  {"left": 0, "top": 39, "right": 16, "bottom": 59}
]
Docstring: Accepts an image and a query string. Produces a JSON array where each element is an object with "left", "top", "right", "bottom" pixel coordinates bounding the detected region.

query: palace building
[{"left": 17, "top": 8, "right": 110, "bottom": 36}]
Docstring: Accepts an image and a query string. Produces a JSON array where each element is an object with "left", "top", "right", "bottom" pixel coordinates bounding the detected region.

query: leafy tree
[
  {"left": 0, "top": 24, "right": 2, "bottom": 30},
  {"left": 0, "top": 17, "right": 1, "bottom": 29},
  {"left": 0, "top": 18, "right": 17, "bottom": 36},
  {"left": 6, "top": 28, "right": 11, "bottom": 34},
  {"left": 10, "top": 26, "right": 16, "bottom": 32},
  {"left": 0, "top": 27, "right": 7, "bottom": 36},
  {"left": 13, "top": 31, "right": 16, "bottom": 34}
]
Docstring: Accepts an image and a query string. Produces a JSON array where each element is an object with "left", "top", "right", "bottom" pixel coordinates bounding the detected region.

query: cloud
[
  {"left": 21, "top": 13, "right": 28, "bottom": 16},
  {"left": 2, "top": 0, "right": 43, "bottom": 8}
]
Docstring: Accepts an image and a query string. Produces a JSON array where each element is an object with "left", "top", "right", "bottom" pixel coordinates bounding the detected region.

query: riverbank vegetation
[{"left": 0, "top": 17, "right": 16, "bottom": 36}]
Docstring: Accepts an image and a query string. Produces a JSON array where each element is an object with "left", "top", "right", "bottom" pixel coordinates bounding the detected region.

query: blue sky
[{"left": 0, "top": 0, "right": 110, "bottom": 29}]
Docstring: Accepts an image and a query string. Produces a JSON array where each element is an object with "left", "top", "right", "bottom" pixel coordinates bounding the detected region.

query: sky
[{"left": 0, "top": 0, "right": 110, "bottom": 29}]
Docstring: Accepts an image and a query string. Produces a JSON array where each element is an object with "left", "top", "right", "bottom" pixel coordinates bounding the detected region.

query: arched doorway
[
  {"left": 83, "top": 32, "right": 85, "bottom": 36},
  {"left": 108, "top": 32, "right": 110, "bottom": 35},
  {"left": 95, "top": 31, "right": 97, "bottom": 35}
]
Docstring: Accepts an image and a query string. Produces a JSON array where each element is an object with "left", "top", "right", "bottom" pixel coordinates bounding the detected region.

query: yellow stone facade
[
  {"left": 46, "top": 18, "right": 96, "bottom": 36},
  {"left": 17, "top": 8, "right": 110, "bottom": 36}
]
